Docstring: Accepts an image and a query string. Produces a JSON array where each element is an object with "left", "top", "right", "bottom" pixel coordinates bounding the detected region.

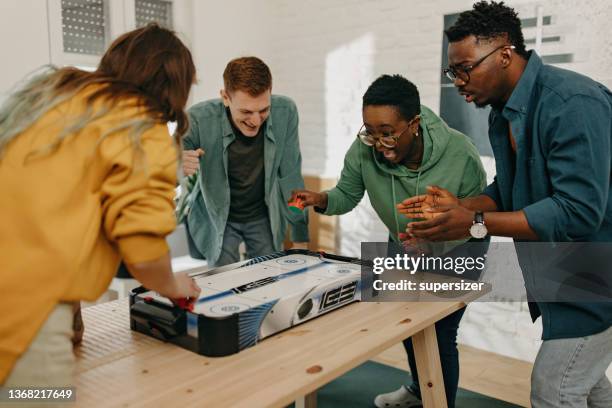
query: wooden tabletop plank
[{"left": 74, "top": 298, "right": 468, "bottom": 408}]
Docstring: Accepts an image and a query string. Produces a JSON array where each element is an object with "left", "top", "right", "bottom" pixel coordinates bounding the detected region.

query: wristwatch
[{"left": 469, "top": 211, "right": 488, "bottom": 239}]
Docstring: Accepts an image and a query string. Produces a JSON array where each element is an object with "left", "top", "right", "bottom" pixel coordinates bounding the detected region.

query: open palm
[{"left": 397, "top": 185, "right": 459, "bottom": 220}]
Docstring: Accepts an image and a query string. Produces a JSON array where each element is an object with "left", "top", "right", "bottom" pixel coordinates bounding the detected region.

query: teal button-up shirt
[
  {"left": 182, "top": 95, "right": 309, "bottom": 264},
  {"left": 483, "top": 51, "right": 612, "bottom": 340}
]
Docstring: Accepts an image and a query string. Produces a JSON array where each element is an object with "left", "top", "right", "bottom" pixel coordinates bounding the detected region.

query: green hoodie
[{"left": 324, "top": 105, "right": 486, "bottom": 253}]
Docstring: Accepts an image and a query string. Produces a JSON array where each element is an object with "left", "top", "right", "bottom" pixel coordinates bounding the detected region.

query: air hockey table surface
[{"left": 129, "top": 249, "right": 366, "bottom": 357}]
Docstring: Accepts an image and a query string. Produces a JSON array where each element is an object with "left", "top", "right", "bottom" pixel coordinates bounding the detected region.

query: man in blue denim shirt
[
  {"left": 182, "top": 57, "right": 309, "bottom": 266},
  {"left": 398, "top": 2, "right": 612, "bottom": 407}
]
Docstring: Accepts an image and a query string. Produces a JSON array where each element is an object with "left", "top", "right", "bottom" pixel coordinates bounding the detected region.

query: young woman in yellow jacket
[{"left": 0, "top": 24, "right": 200, "bottom": 387}]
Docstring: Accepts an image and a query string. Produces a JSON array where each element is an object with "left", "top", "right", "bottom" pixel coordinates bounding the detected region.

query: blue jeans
[
  {"left": 385, "top": 238, "right": 482, "bottom": 407},
  {"left": 214, "top": 216, "right": 276, "bottom": 266},
  {"left": 531, "top": 325, "right": 612, "bottom": 408},
  {"left": 403, "top": 307, "right": 466, "bottom": 408}
]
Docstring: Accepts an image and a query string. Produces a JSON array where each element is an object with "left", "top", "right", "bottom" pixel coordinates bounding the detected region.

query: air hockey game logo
[{"left": 210, "top": 303, "right": 250, "bottom": 314}]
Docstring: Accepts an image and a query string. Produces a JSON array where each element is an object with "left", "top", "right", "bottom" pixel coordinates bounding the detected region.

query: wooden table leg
[
  {"left": 295, "top": 390, "right": 317, "bottom": 408},
  {"left": 412, "top": 324, "right": 448, "bottom": 408}
]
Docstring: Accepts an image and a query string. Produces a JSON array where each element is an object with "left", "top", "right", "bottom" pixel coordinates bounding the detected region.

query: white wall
[
  {"left": 188, "top": 0, "right": 275, "bottom": 103},
  {"left": 0, "top": 0, "right": 51, "bottom": 96},
  {"left": 263, "top": 0, "right": 612, "bottom": 175}
]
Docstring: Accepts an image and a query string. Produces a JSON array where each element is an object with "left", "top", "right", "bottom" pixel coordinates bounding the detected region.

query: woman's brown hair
[{"left": 0, "top": 23, "right": 196, "bottom": 156}]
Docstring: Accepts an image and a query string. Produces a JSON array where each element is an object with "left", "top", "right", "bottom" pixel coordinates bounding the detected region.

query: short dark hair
[
  {"left": 445, "top": 1, "right": 529, "bottom": 59},
  {"left": 223, "top": 56, "right": 272, "bottom": 96},
  {"left": 363, "top": 75, "right": 420, "bottom": 121}
]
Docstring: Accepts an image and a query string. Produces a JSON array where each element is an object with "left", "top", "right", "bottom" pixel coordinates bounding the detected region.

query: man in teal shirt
[
  {"left": 182, "top": 57, "right": 308, "bottom": 266},
  {"left": 402, "top": 2, "right": 612, "bottom": 407}
]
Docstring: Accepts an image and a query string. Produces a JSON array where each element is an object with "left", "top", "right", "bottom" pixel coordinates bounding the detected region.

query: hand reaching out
[{"left": 289, "top": 190, "right": 328, "bottom": 209}]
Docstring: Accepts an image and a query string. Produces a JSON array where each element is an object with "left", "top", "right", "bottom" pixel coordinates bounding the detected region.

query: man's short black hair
[
  {"left": 363, "top": 74, "right": 420, "bottom": 121},
  {"left": 445, "top": 1, "right": 529, "bottom": 59}
]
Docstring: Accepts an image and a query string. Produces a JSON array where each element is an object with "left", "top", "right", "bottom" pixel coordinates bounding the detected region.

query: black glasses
[
  {"left": 357, "top": 115, "right": 420, "bottom": 148},
  {"left": 443, "top": 45, "right": 515, "bottom": 83}
]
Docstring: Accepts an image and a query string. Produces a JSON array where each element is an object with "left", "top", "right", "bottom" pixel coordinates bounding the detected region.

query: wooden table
[{"left": 74, "top": 297, "right": 476, "bottom": 408}]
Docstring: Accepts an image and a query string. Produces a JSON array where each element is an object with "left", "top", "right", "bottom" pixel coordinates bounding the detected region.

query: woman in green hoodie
[{"left": 290, "top": 74, "right": 486, "bottom": 408}]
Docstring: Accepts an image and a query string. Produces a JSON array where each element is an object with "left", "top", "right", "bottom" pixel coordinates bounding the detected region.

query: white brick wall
[{"left": 263, "top": 0, "right": 612, "bottom": 173}]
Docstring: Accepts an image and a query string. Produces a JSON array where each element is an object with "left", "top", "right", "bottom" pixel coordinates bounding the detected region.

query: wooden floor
[{"left": 372, "top": 343, "right": 533, "bottom": 407}]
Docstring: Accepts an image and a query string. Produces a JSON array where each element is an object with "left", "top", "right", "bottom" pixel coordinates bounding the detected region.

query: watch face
[{"left": 470, "top": 223, "right": 488, "bottom": 239}]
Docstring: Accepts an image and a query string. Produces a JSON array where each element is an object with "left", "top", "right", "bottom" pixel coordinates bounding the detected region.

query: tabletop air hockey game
[{"left": 129, "top": 249, "right": 365, "bottom": 356}]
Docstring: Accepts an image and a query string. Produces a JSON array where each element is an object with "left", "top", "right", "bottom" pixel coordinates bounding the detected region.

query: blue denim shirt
[
  {"left": 182, "top": 96, "right": 309, "bottom": 264},
  {"left": 483, "top": 51, "right": 612, "bottom": 339}
]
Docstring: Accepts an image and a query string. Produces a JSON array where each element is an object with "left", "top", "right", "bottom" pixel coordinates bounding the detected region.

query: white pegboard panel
[
  {"left": 135, "top": 0, "right": 172, "bottom": 28},
  {"left": 61, "top": 0, "right": 108, "bottom": 55}
]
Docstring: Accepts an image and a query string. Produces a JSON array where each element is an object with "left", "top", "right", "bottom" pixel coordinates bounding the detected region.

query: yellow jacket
[{"left": 0, "top": 87, "right": 178, "bottom": 382}]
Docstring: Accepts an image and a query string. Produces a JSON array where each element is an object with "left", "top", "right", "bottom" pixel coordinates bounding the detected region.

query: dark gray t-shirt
[{"left": 227, "top": 110, "right": 267, "bottom": 222}]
